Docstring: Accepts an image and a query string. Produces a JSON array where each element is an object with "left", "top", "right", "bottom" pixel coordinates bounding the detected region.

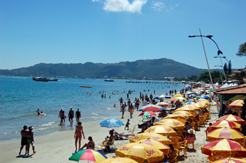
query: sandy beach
[{"left": 0, "top": 105, "right": 219, "bottom": 163}]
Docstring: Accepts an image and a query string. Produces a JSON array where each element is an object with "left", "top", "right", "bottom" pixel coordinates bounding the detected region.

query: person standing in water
[
  {"left": 74, "top": 122, "right": 85, "bottom": 152},
  {"left": 59, "top": 108, "right": 65, "bottom": 125},
  {"left": 19, "top": 125, "right": 28, "bottom": 155},
  {"left": 68, "top": 107, "right": 74, "bottom": 126},
  {"left": 76, "top": 108, "right": 81, "bottom": 124}
]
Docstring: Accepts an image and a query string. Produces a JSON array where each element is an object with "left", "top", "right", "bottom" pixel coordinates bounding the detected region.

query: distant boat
[
  {"left": 32, "top": 76, "right": 58, "bottom": 82},
  {"left": 104, "top": 79, "right": 114, "bottom": 82},
  {"left": 79, "top": 85, "right": 92, "bottom": 88}
]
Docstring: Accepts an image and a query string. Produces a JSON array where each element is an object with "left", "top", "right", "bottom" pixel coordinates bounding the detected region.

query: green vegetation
[
  {"left": 228, "top": 95, "right": 246, "bottom": 102},
  {"left": 0, "top": 58, "right": 206, "bottom": 79},
  {"left": 236, "top": 42, "right": 246, "bottom": 57}
]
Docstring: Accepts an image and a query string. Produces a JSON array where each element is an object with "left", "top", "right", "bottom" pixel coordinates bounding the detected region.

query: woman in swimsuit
[
  {"left": 74, "top": 122, "right": 85, "bottom": 152},
  {"left": 26, "top": 126, "right": 36, "bottom": 156},
  {"left": 80, "top": 136, "right": 95, "bottom": 150},
  {"left": 186, "top": 129, "right": 196, "bottom": 149}
]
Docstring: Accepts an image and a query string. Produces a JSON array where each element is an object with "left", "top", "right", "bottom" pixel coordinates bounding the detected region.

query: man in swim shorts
[
  {"left": 68, "top": 107, "right": 74, "bottom": 126},
  {"left": 76, "top": 108, "right": 81, "bottom": 124},
  {"left": 19, "top": 125, "right": 28, "bottom": 155},
  {"left": 59, "top": 108, "right": 65, "bottom": 125},
  {"left": 74, "top": 122, "right": 85, "bottom": 152}
]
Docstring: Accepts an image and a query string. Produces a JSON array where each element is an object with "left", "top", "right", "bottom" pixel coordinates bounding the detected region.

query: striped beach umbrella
[
  {"left": 208, "top": 120, "right": 242, "bottom": 132},
  {"left": 216, "top": 114, "right": 245, "bottom": 124},
  {"left": 136, "top": 138, "right": 170, "bottom": 154},
  {"left": 229, "top": 100, "right": 244, "bottom": 109},
  {"left": 129, "top": 133, "right": 170, "bottom": 144},
  {"left": 207, "top": 127, "right": 245, "bottom": 145},
  {"left": 69, "top": 149, "right": 107, "bottom": 162},
  {"left": 155, "top": 119, "right": 185, "bottom": 129},
  {"left": 212, "top": 157, "right": 246, "bottom": 163},
  {"left": 144, "top": 125, "right": 177, "bottom": 136},
  {"left": 201, "top": 139, "right": 246, "bottom": 158},
  {"left": 96, "top": 157, "right": 138, "bottom": 163}
]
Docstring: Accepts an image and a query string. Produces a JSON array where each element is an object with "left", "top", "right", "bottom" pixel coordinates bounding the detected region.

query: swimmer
[{"left": 37, "top": 109, "right": 40, "bottom": 116}]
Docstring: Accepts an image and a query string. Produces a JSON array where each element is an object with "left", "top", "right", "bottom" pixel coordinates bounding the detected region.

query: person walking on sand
[
  {"left": 26, "top": 126, "right": 36, "bottom": 155},
  {"left": 68, "top": 107, "right": 74, "bottom": 126},
  {"left": 124, "top": 119, "right": 130, "bottom": 130},
  {"left": 129, "top": 103, "right": 134, "bottom": 118},
  {"left": 19, "top": 125, "right": 28, "bottom": 155},
  {"left": 76, "top": 108, "right": 81, "bottom": 124},
  {"left": 59, "top": 108, "right": 65, "bottom": 125},
  {"left": 121, "top": 104, "right": 125, "bottom": 119},
  {"left": 74, "top": 122, "right": 85, "bottom": 152}
]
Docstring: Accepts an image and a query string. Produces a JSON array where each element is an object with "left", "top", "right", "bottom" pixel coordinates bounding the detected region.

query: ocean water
[{"left": 0, "top": 77, "right": 185, "bottom": 141}]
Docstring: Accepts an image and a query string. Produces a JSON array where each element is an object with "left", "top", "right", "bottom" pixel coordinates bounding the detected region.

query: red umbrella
[
  {"left": 142, "top": 106, "right": 162, "bottom": 112},
  {"left": 138, "top": 111, "right": 157, "bottom": 117}
]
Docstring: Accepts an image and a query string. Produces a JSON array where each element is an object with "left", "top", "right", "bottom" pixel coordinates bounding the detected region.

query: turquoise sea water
[{"left": 0, "top": 77, "right": 185, "bottom": 141}]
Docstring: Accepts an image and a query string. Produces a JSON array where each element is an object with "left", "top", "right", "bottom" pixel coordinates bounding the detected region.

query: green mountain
[{"left": 0, "top": 58, "right": 206, "bottom": 79}]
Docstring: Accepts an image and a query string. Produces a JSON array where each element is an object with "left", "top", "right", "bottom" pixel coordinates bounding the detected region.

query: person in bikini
[
  {"left": 26, "top": 126, "right": 36, "bottom": 156},
  {"left": 80, "top": 136, "right": 95, "bottom": 150},
  {"left": 74, "top": 122, "right": 85, "bottom": 152}
]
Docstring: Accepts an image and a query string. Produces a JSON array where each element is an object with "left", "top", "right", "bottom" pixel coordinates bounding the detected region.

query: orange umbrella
[
  {"left": 157, "top": 102, "right": 169, "bottom": 107},
  {"left": 208, "top": 120, "right": 242, "bottom": 132},
  {"left": 115, "top": 143, "right": 164, "bottom": 163},
  {"left": 212, "top": 157, "right": 246, "bottom": 163},
  {"left": 136, "top": 138, "right": 170, "bottom": 154},
  {"left": 168, "top": 98, "right": 178, "bottom": 102},
  {"left": 207, "top": 127, "right": 245, "bottom": 145},
  {"left": 201, "top": 139, "right": 246, "bottom": 157},
  {"left": 96, "top": 157, "right": 138, "bottom": 163},
  {"left": 155, "top": 119, "right": 185, "bottom": 129},
  {"left": 144, "top": 125, "right": 177, "bottom": 136},
  {"left": 129, "top": 133, "right": 170, "bottom": 144},
  {"left": 229, "top": 100, "right": 244, "bottom": 109},
  {"left": 216, "top": 114, "right": 245, "bottom": 124}
]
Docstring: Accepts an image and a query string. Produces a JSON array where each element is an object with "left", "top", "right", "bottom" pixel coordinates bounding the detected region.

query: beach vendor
[{"left": 74, "top": 122, "right": 85, "bottom": 152}]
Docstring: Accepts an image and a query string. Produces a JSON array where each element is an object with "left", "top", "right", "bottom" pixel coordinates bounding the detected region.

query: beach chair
[
  {"left": 95, "top": 141, "right": 108, "bottom": 154},
  {"left": 178, "top": 140, "right": 187, "bottom": 156}
]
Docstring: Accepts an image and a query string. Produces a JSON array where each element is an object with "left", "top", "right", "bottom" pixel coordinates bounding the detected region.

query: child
[{"left": 124, "top": 119, "right": 130, "bottom": 130}]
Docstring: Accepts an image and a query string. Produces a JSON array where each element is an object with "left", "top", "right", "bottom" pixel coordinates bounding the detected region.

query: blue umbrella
[
  {"left": 185, "top": 100, "right": 194, "bottom": 105},
  {"left": 200, "top": 95, "right": 210, "bottom": 99},
  {"left": 100, "top": 118, "right": 124, "bottom": 128}
]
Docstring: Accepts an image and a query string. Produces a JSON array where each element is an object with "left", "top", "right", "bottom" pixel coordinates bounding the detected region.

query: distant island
[{"left": 0, "top": 58, "right": 206, "bottom": 79}]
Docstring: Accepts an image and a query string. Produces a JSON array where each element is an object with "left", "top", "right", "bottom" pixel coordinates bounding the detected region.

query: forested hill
[{"left": 0, "top": 58, "right": 206, "bottom": 79}]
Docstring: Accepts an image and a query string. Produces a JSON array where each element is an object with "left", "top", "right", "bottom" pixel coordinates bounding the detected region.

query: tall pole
[
  {"left": 219, "top": 57, "right": 227, "bottom": 82},
  {"left": 215, "top": 65, "right": 223, "bottom": 83},
  {"left": 199, "top": 28, "right": 215, "bottom": 90}
]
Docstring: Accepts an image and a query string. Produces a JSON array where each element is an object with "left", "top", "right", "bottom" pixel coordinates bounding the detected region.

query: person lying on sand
[{"left": 110, "top": 129, "right": 135, "bottom": 139}]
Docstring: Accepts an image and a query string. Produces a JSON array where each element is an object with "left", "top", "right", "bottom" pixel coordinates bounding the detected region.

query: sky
[{"left": 0, "top": 0, "right": 245, "bottom": 70}]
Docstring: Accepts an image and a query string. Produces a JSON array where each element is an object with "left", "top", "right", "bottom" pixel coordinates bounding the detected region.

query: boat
[
  {"left": 104, "top": 79, "right": 114, "bottom": 82},
  {"left": 79, "top": 85, "right": 92, "bottom": 88},
  {"left": 32, "top": 76, "right": 58, "bottom": 82}
]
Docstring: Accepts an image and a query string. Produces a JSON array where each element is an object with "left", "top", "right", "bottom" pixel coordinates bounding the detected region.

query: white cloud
[
  {"left": 92, "top": 0, "right": 100, "bottom": 2},
  {"left": 103, "top": 0, "right": 148, "bottom": 13},
  {"left": 151, "top": 2, "right": 165, "bottom": 11}
]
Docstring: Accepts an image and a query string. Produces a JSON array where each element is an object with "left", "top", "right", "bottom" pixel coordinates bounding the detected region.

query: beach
[{"left": 0, "top": 104, "right": 219, "bottom": 163}]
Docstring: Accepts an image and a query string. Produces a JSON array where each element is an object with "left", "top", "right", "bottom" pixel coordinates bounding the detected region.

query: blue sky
[{"left": 0, "top": 0, "right": 245, "bottom": 70}]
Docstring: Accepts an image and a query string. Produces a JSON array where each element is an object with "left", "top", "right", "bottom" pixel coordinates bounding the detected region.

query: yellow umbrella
[
  {"left": 186, "top": 104, "right": 200, "bottom": 111},
  {"left": 212, "top": 157, "right": 246, "bottom": 163},
  {"left": 174, "top": 94, "right": 183, "bottom": 97},
  {"left": 169, "top": 111, "right": 193, "bottom": 118},
  {"left": 155, "top": 118, "right": 185, "bottom": 129},
  {"left": 174, "top": 106, "right": 196, "bottom": 114},
  {"left": 207, "top": 127, "right": 245, "bottom": 145},
  {"left": 163, "top": 116, "right": 187, "bottom": 123},
  {"left": 216, "top": 114, "right": 245, "bottom": 124},
  {"left": 229, "top": 100, "right": 244, "bottom": 109},
  {"left": 129, "top": 133, "right": 170, "bottom": 144},
  {"left": 115, "top": 143, "right": 164, "bottom": 163},
  {"left": 144, "top": 125, "right": 177, "bottom": 136},
  {"left": 136, "top": 138, "right": 170, "bottom": 154},
  {"left": 96, "top": 157, "right": 138, "bottom": 163},
  {"left": 208, "top": 120, "right": 242, "bottom": 132}
]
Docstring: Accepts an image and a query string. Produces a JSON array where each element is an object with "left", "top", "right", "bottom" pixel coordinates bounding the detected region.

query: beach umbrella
[
  {"left": 169, "top": 111, "right": 193, "bottom": 118},
  {"left": 207, "top": 120, "right": 241, "bottom": 132},
  {"left": 158, "top": 94, "right": 165, "bottom": 99},
  {"left": 155, "top": 119, "right": 185, "bottom": 129},
  {"left": 201, "top": 139, "right": 246, "bottom": 158},
  {"left": 186, "top": 104, "right": 200, "bottom": 111},
  {"left": 174, "top": 106, "right": 196, "bottom": 114},
  {"left": 185, "top": 100, "right": 194, "bottom": 104},
  {"left": 138, "top": 111, "right": 156, "bottom": 117},
  {"left": 216, "top": 114, "right": 245, "bottom": 124},
  {"left": 163, "top": 116, "right": 187, "bottom": 123},
  {"left": 212, "top": 157, "right": 246, "bottom": 163},
  {"left": 69, "top": 149, "right": 107, "bottom": 162},
  {"left": 115, "top": 143, "right": 164, "bottom": 163},
  {"left": 174, "top": 94, "right": 183, "bottom": 97},
  {"left": 129, "top": 133, "right": 170, "bottom": 144},
  {"left": 141, "top": 106, "right": 162, "bottom": 112},
  {"left": 207, "top": 127, "right": 245, "bottom": 145},
  {"left": 140, "top": 104, "right": 162, "bottom": 109},
  {"left": 157, "top": 102, "right": 169, "bottom": 107},
  {"left": 144, "top": 125, "right": 177, "bottom": 136},
  {"left": 136, "top": 138, "right": 170, "bottom": 154},
  {"left": 100, "top": 118, "right": 124, "bottom": 128},
  {"left": 176, "top": 97, "right": 186, "bottom": 101},
  {"left": 168, "top": 98, "right": 178, "bottom": 102},
  {"left": 229, "top": 100, "right": 244, "bottom": 109},
  {"left": 96, "top": 157, "right": 138, "bottom": 163}
]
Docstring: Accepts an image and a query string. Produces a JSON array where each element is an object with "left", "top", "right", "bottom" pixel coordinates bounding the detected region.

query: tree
[
  {"left": 236, "top": 42, "right": 246, "bottom": 56},
  {"left": 228, "top": 60, "right": 232, "bottom": 75},
  {"left": 223, "top": 63, "right": 228, "bottom": 75}
]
